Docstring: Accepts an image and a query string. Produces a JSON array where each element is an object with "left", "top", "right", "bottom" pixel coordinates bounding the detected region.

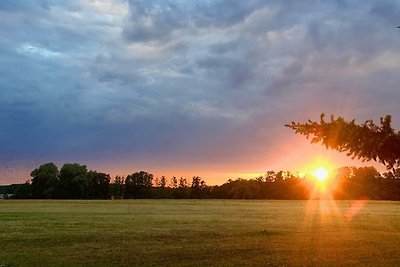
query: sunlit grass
[{"left": 0, "top": 200, "right": 399, "bottom": 266}]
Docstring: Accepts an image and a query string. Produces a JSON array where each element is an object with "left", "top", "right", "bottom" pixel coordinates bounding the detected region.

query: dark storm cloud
[{"left": 1, "top": 0, "right": 400, "bottom": 182}]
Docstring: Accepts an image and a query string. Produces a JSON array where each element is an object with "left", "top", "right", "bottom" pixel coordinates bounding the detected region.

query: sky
[{"left": 1, "top": 0, "right": 400, "bottom": 185}]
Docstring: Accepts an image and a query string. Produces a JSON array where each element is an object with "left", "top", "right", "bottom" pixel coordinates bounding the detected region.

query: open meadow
[{"left": 1, "top": 200, "right": 400, "bottom": 266}]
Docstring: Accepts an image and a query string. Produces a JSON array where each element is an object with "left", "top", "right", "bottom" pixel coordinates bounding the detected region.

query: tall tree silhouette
[
  {"left": 112, "top": 175, "right": 124, "bottom": 199},
  {"left": 87, "top": 171, "right": 110, "bottom": 199},
  {"left": 124, "top": 171, "right": 153, "bottom": 198},
  {"left": 56, "top": 163, "right": 88, "bottom": 199},
  {"left": 286, "top": 114, "right": 400, "bottom": 169},
  {"left": 30, "top": 163, "right": 59, "bottom": 199}
]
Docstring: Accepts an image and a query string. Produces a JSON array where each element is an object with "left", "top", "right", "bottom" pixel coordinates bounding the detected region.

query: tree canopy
[
  {"left": 286, "top": 114, "right": 400, "bottom": 169},
  {"left": 3, "top": 162, "right": 400, "bottom": 200},
  {"left": 30, "top": 162, "right": 59, "bottom": 199},
  {"left": 58, "top": 163, "right": 89, "bottom": 199},
  {"left": 124, "top": 171, "right": 153, "bottom": 198}
]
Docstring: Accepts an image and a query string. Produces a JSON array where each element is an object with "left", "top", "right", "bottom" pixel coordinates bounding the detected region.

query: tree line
[{"left": 2, "top": 162, "right": 400, "bottom": 200}]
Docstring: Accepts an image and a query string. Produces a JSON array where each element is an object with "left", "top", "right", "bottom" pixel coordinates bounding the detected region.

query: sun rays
[
  {"left": 301, "top": 160, "right": 343, "bottom": 227},
  {"left": 300, "top": 159, "right": 368, "bottom": 233}
]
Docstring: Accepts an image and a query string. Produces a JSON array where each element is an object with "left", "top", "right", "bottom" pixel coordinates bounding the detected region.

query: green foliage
[
  {"left": 0, "top": 184, "right": 23, "bottom": 197},
  {"left": 333, "top": 166, "right": 386, "bottom": 200},
  {"left": 57, "top": 163, "right": 88, "bottom": 199},
  {"left": 11, "top": 163, "right": 114, "bottom": 200},
  {"left": 190, "top": 176, "right": 207, "bottom": 198},
  {"left": 12, "top": 182, "right": 32, "bottom": 199},
  {"left": 286, "top": 114, "right": 400, "bottom": 169},
  {"left": 124, "top": 171, "right": 153, "bottom": 198},
  {"left": 152, "top": 176, "right": 170, "bottom": 198},
  {"left": 212, "top": 172, "right": 307, "bottom": 200},
  {"left": 9, "top": 162, "right": 400, "bottom": 200},
  {"left": 87, "top": 171, "right": 111, "bottom": 199},
  {"left": 112, "top": 175, "right": 124, "bottom": 199},
  {"left": 30, "top": 162, "right": 59, "bottom": 199},
  {"left": 174, "top": 177, "right": 190, "bottom": 198}
]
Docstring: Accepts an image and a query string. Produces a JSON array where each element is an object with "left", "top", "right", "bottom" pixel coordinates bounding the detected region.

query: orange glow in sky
[{"left": 91, "top": 142, "right": 384, "bottom": 186}]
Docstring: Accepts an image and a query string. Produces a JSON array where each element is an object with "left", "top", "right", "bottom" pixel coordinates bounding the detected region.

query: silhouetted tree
[
  {"left": 174, "top": 177, "right": 190, "bottom": 198},
  {"left": 154, "top": 177, "right": 159, "bottom": 187},
  {"left": 332, "top": 167, "right": 353, "bottom": 199},
  {"left": 179, "top": 177, "right": 188, "bottom": 188},
  {"left": 159, "top": 176, "right": 167, "bottom": 188},
  {"left": 13, "top": 181, "right": 32, "bottom": 199},
  {"left": 381, "top": 168, "right": 400, "bottom": 200},
  {"left": 286, "top": 114, "right": 400, "bottom": 169},
  {"left": 265, "top": 171, "right": 276, "bottom": 182},
  {"left": 153, "top": 175, "right": 170, "bottom": 199},
  {"left": 230, "top": 179, "right": 258, "bottom": 199},
  {"left": 30, "top": 162, "right": 59, "bottom": 199},
  {"left": 352, "top": 167, "right": 381, "bottom": 199},
  {"left": 170, "top": 176, "right": 178, "bottom": 189},
  {"left": 56, "top": 163, "right": 88, "bottom": 199},
  {"left": 112, "top": 175, "right": 124, "bottom": 199},
  {"left": 87, "top": 171, "right": 110, "bottom": 199},
  {"left": 190, "top": 176, "right": 206, "bottom": 198},
  {"left": 0, "top": 184, "right": 22, "bottom": 197},
  {"left": 124, "top": 171, "right": 153, "bottom": 198},
  {"left": 10, "top": 161, "right": 400, "bottom": 200}
]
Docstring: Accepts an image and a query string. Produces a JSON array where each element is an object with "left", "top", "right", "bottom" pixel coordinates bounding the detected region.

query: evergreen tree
[{"left": 286, "top": 114, "right": 400, "bottom": 169}]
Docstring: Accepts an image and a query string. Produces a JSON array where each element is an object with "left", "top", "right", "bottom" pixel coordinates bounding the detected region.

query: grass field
[{"left": 0, "top": 200, "right": 400, "bottom": 266}]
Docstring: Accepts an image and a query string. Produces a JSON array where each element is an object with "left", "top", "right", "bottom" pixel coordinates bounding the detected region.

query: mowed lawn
[{"left": 1, "top": 200, "right": 400, "bottom": 266}]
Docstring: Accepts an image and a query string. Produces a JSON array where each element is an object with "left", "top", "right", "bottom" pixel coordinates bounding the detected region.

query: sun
[
  {"left": 313, "top": 167, "right": 329, "bottom": 182},
  {"left": 301, "top": 160, "right": 335, "bottom": 199},
  {"left": 299, "top": 159, "right": 335, "bottom": 195}
]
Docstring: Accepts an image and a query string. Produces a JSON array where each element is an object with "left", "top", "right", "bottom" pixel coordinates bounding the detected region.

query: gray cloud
[
  {"left": 1, "top": 0, "right": 400, "bottom": 182},
  {"left": 123, "top": 0, "right": 267, "bottom": 42}
]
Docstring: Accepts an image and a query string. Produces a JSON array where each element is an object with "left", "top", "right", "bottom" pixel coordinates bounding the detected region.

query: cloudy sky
[{"left": 1, "top": 0, "right": 400, "bottom": 184}]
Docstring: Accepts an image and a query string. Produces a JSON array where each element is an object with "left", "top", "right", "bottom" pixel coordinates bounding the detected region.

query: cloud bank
[{"left": 1, "top": 0, "right": 400, "bottom": 183}]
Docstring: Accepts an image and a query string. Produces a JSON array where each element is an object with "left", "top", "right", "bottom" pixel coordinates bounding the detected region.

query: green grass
[{"left": 0, "top": 200, "right": 400, "bottom": 266}]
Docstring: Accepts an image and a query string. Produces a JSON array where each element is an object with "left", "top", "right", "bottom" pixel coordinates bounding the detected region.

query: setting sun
[
  {"left": 313, "top": 167, "right": 329, "bottom": 182},
  {"left": 300, "top": 159, "right": 336, "bottom": 198}
]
